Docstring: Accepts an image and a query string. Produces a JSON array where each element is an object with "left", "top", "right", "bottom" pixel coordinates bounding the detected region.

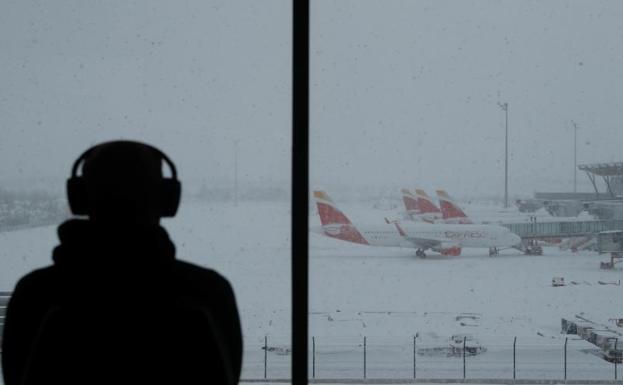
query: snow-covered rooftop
[{"left": 579, "top": 162, "right": 623, "bottom": 177}]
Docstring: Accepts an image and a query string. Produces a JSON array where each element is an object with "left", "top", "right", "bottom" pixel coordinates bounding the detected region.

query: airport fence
[
  {"left": 2, "top": 293, "right": 619, "bottom": 383},
  {"left": 0, "top": 292, "right": 8, "bottom": 341},
  {"left": 241, "top": 335, "right": 621, "bottom": 381}
]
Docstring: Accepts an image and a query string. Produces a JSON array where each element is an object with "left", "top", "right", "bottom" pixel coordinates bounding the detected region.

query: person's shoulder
[
  {"left": 13, "top": 265, "right": 58, "bottom": 289},
  {"left": 171, "top": 260, "right": 232, "bottom": 287},
  {"left": 172, "top": 259, "right": 222, "bottom": 278},
  {"left": 9, "top": 265, "right": 60, "bottom": 302}
]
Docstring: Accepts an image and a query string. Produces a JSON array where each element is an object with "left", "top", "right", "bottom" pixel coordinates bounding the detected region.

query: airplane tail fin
[
  {"left": 436, "top": 190, "right": 473, "bottom": 224},
  {"left": 314, "top": 191, "right": 352, "bottom": 226},
  {"left": 313, "top": 191, "right": 369, "bottom": 245},
  {"left": 401, "top": 189, "right": 418, "bottom": 212},
  {"left": 414, "top": 189, "right": 442, "bottom": 214}
]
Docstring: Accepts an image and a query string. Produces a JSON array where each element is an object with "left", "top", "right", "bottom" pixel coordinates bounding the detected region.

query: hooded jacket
[{"left": 1, "top": 219, "right": 242, "bottom": 385}]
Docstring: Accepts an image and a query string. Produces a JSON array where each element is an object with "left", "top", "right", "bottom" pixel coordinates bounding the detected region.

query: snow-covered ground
[{"left": 0, "top": 199, "right": 621, "bottom": 381}]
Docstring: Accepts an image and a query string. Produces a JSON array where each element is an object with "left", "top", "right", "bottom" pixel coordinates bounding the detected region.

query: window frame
[{"left": 291, "top": 1, "right": 310, "bottom": 384}]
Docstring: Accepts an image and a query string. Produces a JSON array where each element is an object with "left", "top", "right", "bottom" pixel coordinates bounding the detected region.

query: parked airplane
[
  {"left": 313, "top": 191, "right": 521, "bottom": 257},
  {"left": 400, "top": 188, "right": 459, "bottom": 253},
  {"left": 401, "top": 189, "right": 442, "bottom": 223},
  {"left": 436, "top": 190, "right": 473, "bottom": 224}
]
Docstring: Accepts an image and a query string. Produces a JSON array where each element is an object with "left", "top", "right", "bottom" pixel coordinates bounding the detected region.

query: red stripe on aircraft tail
[
  {"left": 315, "top": 194, "right": 369, "bottom": 245},
  {"left": 439, "top": 200, "right": 468, "bottom": 220},
  {"left": 324, "top": 224, "right": 369, "bottom": 245},
  {"left": 402, "top": 195, "right": 418, "bottom": 212},
  {"left": 417, "top": 198, "right": 442, "bottom": 214},
  {"left": 316, "top": 202, "right": 351, "bottom": 226}
]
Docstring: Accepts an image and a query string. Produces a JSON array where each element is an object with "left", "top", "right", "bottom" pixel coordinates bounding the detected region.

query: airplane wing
[
  {"left": 409, "top": 237, "right": 463, "bottom": 255},
  {"left": 408, "top": 237, "right": 442, "bottom": 250},
  {"left": 389, "top": 220, "right": 444, "bottom": 250},
  {"left": 390, "top": 220, "right": 461, "bottom": 255}
]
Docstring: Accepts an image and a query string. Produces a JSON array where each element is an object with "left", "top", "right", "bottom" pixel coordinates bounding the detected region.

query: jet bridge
[
  {"left": 597, "top": 230, "right": 623, "bottom": 269},
  {"left": 502, "top": 220, "right": 623, "bottom": 240}
]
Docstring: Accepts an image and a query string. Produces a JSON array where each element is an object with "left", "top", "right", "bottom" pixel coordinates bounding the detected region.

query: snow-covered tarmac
[{"left": 0, "top": 199, "right": 620, "bottom": 381}]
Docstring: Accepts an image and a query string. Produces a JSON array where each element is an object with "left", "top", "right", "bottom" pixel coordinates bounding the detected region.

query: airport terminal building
[{"left": 529, "top": 162, "right": 623, "bottom": 219}]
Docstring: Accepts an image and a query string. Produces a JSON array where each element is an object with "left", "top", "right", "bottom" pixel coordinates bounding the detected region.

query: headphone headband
[
  {"left": 70, "top": 142, "right": 178, "bottom": 180},
  {"left": 67, "top": 141, "right": 181, "bottom": 217}
]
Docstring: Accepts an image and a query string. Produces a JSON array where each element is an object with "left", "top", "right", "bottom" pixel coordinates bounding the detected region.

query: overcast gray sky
[{"left": 1, "top": 1, "right": 622, "bottom": 198}]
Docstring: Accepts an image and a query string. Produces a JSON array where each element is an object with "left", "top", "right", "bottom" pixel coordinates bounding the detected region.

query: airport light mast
[
  {"left": 572, "top": 121, "right": 578, "bottom": 193},
  {"left": 498, "top": 102, "right": 509, "bottom": 208},
  {"left": 234, "top": 139, "right": 240, "bottom": 207}
]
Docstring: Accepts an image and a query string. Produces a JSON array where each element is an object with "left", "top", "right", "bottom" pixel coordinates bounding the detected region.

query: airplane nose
[{"left": 510, "top": 233, "right": 521, "bottom": 246}]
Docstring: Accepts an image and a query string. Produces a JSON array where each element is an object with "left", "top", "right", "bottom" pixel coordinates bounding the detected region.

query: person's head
[{"left": 67, "top": 141, "right": 181, "bottom": 224}]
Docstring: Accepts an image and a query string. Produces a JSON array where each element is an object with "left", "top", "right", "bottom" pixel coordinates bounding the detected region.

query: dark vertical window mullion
[{"left": 292, "top": 0, "right": 309, "bottom": 384}]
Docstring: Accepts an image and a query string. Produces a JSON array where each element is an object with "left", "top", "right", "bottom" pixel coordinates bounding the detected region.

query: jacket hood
[{"left": 52, "top": 219, "right": 176, "bottom": 267}]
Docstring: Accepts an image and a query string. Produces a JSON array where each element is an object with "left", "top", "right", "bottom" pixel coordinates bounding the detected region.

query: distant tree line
[
  {"left": 194, "top": 184, "right": 289, "bottom": 202},
  {"left": 0, "top": 188, "right": 69, "bottom": 232}
]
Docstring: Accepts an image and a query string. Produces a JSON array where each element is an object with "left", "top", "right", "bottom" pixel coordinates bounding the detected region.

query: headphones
[{"left": 67, "top": 142, "right": 181, "bottom": 217}]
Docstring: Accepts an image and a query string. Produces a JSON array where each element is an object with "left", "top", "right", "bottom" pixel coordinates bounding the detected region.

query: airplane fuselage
[
  {"left": 400, "top": 222, "right": 519, "bottom": 248},
  {"left": 314, "top": 222, "right": 520, "bottom": 249}
]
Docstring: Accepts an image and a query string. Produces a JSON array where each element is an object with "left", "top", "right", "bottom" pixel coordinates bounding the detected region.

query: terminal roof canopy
[{"left": 578, "top": 163, "right": 623, "bottom": 177}]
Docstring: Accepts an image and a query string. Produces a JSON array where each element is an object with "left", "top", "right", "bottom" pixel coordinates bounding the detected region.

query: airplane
[
  {"left": 401, "top": 189, "right": 443, "bottom": 223},
  {"left": 436, "top": 190, "right": 474, "bottom": 224},
  {"left": 312, "top": 191, "right": 521, "bottom": 258},
  {"left": 400, "top": 188, "right": 460, "bottom": 253}
]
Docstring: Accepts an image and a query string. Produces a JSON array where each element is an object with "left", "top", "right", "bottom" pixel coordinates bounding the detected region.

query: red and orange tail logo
[
  {"left": 401, "top": 189, "right": 418, "bottom": 212},
  {"left": 314, "top": 191, "right": 352, "bottom": 226},
  {"left": 414, "top": 189, "right": 441, "bottom": 214},
  {"left": 436, "top": 190, "right": 471, "bottom": 223},
  {"left": 313, "top": 191, "right": 368, "bottom": 245}
]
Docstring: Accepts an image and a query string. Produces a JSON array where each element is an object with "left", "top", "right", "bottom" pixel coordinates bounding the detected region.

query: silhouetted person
[{"left": 2, "top": 141, "right": 242, "bottom": 385}]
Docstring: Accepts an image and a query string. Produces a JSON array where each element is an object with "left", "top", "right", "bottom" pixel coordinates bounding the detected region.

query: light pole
[
  {"left": 498, "top": 102, "right": 509, "bottom": 208},
  {"left": 572, "top": 121, "right": 578, "bottom": 193},
  {"left": 234, "top": 139, "right": 240, "bottom": 207}
]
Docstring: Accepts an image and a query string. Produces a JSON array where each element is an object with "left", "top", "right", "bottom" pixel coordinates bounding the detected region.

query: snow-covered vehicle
[{"left": 418, "top": 334, "right": 487, "bottom": 357}]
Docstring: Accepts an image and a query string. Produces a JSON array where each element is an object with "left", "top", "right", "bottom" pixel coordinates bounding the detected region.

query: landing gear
[
  {"left": 416, "top": 249, "right": 427, "bottom": 258},
  {"left": 488, "top": 247, "right": 499, "bottom": 257},
  {"left": 523, "top": 240, "right": 543, "bottom": 255},
  {"left": 524, "top": 245, "right": 543, "bottom": 255}
]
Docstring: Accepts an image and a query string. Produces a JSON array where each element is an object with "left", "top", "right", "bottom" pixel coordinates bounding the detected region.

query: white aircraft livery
[{"left": 313, "top": 191, "right": 521, "bottom": 257}]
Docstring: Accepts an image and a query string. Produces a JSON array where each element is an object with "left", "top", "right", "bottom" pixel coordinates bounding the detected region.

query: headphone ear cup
[
  {"left": 67, "top": 177, "right": 89, "bottom": 215},
  {"left": 160, "top": 179, "right": 181, "bottom": 217}
]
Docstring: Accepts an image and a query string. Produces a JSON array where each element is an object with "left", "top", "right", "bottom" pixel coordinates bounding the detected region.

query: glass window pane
[
  {"left": 310, "top": 0, "right": 621, "bottom": 381},
  {"left": 0, "top": 1, "right": 291, "bottom": 383}
]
